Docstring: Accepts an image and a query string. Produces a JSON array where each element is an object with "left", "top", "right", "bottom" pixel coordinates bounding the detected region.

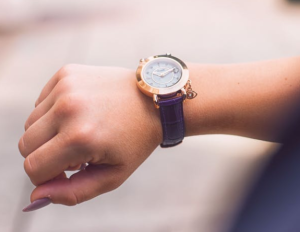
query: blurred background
[{"left": 0, "top": 0, "right": 300, "bottom": 231}]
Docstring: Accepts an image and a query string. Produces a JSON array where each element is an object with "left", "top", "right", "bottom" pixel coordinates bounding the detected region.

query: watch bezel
[{"left": 136, "top": 54, "right": 189, "bottom": 97}]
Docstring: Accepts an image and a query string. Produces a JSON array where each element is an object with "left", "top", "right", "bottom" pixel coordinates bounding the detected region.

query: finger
[
  {"left": 35, "top": 70, "right": 62, "bottom": 107},
  {"left": 29, "top": 164, "right": 124, "bottom": 206},
  {"left": 35, "top": 64, "right": 83, "bottom": 107},
  {"left": 19, "top": 110, "right": 57, "bottom": 158},
  {"left": 25, "top": 91, "right": 56, "bottom": 131},
  {"left": 23, "top": 134, "right": 89, "bottom": 186}
]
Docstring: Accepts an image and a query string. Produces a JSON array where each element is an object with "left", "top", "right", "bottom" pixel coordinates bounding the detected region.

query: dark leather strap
[{"left": 159, "top": 95, "right": 185, "bottom": 148}]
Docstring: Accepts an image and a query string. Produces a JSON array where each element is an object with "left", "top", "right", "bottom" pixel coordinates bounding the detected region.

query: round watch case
[{"left": 136, "top": 54, "right": 189, "bottom": 97}]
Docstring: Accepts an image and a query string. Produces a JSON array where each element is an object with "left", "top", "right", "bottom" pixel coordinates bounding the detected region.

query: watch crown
[
  {"left": 140, "top": 58, "right": 145, "bottom": 62},
  {"left": 166, "top": 53, "right": 171, "bottom": 56}
]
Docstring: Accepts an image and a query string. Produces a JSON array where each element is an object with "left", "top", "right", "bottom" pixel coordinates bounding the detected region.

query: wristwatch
[{"left": 136, "top": 54, "right": 197, "bottom": 148}]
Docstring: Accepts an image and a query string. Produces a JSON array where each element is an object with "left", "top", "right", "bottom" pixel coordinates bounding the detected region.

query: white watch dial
[{"left": 142, "top": 58, "right": 183, "bottom": 88}]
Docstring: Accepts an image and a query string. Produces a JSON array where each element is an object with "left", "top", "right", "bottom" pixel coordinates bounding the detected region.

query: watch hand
[
  {"left": 160, "top": 68, "right": 175, "bottom": 77},
  {"left": 152, "top": 71, "right": 162, "bottom": 77}
]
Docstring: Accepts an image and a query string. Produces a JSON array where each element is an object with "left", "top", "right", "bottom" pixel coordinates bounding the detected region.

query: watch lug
[
  {"left": 181, "top": 88, "right": 187, "bottom": 101},
  {"left": 153, "top": 94, "right": 160, "bottom": 109}
]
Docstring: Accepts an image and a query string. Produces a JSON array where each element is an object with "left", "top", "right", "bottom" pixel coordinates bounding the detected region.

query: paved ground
[{"left": 0, "top": 0, "right": 299, "bottom": 231}]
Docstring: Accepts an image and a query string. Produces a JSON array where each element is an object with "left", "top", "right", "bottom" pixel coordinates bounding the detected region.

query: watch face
[{"left": 142, "top": 58, "right": 183, "bottom": 88}]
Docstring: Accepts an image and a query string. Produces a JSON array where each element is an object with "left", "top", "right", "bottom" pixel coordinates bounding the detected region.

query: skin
[{"left": 19, "top": 57, "right": 300, "bottom": 207}]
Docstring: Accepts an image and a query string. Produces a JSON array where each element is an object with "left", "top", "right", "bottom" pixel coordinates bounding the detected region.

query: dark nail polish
[{"left": 22, "top": 197, "right": 51, "bottom": 212}]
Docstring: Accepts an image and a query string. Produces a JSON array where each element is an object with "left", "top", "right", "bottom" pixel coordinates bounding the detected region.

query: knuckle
[
  {"left": 18, "top": 136, "right": 26, "bottom": 157},
  {"left": 24, "top": 108, "right": 40, "bottom": 131},
  {"left": 24, "top": 118, "right": 32, "bottom": 131},
  {"left": 53, "top": 99, "right": 69, "bottom": 118},
  {"left": 57, "top": 64, "right": 78, "bottom": 78},
  {"left": 63, "top": 192, "right": 78, "bottom": 206},
  {"left": 24, "top": 156, "right": 39, "bottom": 186},
  {"left": 67, "top": 123, "right": 96, "bottom": 146},
  {"left": 55, "top": 76, "right": 74, "bottom": 94},
  {"left": 53, "top": 94, "right": 81, "bottom": 118},
  {"left": 71, "top": 189, "right": 85, "bottom": 205},
  {"left": 24, "top": 156, "right": 34, "bottom": 177},
  {"left": 34, "top": 99, "right": 39, "bottom": 108},
  {"left": 68, "top": 178, "right": 87, "bottom": 205}
]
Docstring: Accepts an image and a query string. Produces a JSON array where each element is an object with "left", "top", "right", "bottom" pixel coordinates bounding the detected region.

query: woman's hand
[{"left": 19, "top": 64, "right": 161, "bottom": 208}]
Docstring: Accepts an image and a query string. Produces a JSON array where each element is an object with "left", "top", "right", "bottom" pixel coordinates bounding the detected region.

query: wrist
[
  {"left": 136, "top": 62, "right": 229, "bottom": 141},
  {"left": 184, "top": 63, "right": 228, "bottom": 137},
  {"left": 134, "top": 78, "right": 163, "bottom": 146},
  {"left": 135, "top": 55, "right": 221, "bottom": 147}
]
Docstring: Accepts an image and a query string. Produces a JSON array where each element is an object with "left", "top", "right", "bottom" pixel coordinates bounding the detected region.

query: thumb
[{"left": 22, "top": 164, "right": 124, "bottom": 212}]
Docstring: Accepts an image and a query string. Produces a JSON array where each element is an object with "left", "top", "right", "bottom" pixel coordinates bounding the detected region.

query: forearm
[{"left": 184, "top": 57, "right": 300, "bottom": 142}]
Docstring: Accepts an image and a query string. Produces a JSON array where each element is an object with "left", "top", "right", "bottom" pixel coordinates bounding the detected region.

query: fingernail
[
  {"left": 22, "top": 197, "right": 52, "bottom": 212},
  {"left": 80, "top": 163, "right": 87, "bottom": 170}
]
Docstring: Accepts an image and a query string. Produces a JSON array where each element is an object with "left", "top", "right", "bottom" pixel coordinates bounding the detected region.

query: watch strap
[{"left": 159, "top": 95, "right": 185, "bottom": 148}]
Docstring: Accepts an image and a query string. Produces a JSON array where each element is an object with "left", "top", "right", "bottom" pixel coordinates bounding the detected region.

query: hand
[
  {"left": 152, "top": 71, "right": 162, "bottom": 77},
  {"left": 152, "top": 68, "right": 174, "bottom": 77},
  {"left": 160, "top": 67, "right": 175, "bottom": 77},
  {"left": 19, "top": 64, "right": 162, "bottom": 208}
]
